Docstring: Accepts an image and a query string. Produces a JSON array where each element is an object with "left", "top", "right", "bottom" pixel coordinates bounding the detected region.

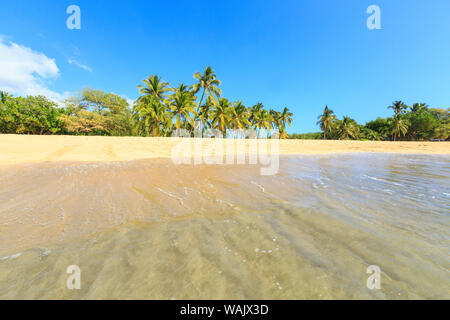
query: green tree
[
  {"left": 269, "top": 109, "right": 281, "bottom": 130},
  {"left": 360, "top": 126, "right": 381, "bottom": 141},
  {"left": 0, "top": 95, "right": 65, "bottom": 135},
  {"left": 391, "top": 116, "right": 409, "bottom": 141},
  {"left": 405, "top": 104, "right": 437, "bottom": 140},
  {"left": 0, "top": 91, "right": 12, "bottom": 104},
  {"left": 430, "top": 108, "right": 449, "bottom": 140},
  {"left": 65, "top": 88, "right": 133, "bottom": 136},
  {"left": 228, "top": 101, "right": 250, "bottom": 137},
  {"left": 197, "top": 96, "right": 214, "bottom": 134},
  {"left": 317, "top": 106, "right": 336, "bottom": 139},
  {"left": 338, "top": 116, "right": 359, "bottom": 140},
  {"left": 388, "top": 101, "right": 409, "bottom": 141},
  {"left": 133, "top": 96, "right": 172, "bottom": 137},
  {"left": 169, "top": 84, "right": 197, "bottom": 130},
  {"left": 365, "top": 117, "right": 392, "bottom": 140},
  {"left": 58, "top": 109, "right": 107, "bottom": 135},
  {"left": 248, "top": 103, "right": 273, "bottom": 136},
  {"left": 410, "top": 102, "right": 428, "bottom": 114},
  {"left": 192, "top": 66, "right": 222, "bottom": 107},
  {"left": 137, "top": 75, "right": 172, "bottom": 104},
  {"left": 211, "top": 98, "right": 231, "bottom": 133},
  {"left": 249, "top": 103, "right": 263, "bottom": 128},
  {"left": 279, "top": 107, "right": 293, "bottom": 129},
  {"left": 274, "top": 107, "right": 293, "bottom": 139},
  {"left": 253, "top": 108, "right": 272, "bottom": 138},
  {"left": 389, "top": 100, "right": 408, "bottom": 117}
]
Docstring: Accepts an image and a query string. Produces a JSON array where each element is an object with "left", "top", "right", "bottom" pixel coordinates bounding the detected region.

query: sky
[{"left": 0, "top": 0, "right": 449, "bottom": 133}]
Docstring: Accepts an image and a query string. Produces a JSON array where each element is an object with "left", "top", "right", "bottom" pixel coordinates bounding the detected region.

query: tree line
[
  {"left": 1, "top": 66, "right": 448, "bottom": 141},
  {"left": 290, "top": 102, "right": 449, "bottom": 141},
  {"left": 0, "top": 66, "right": 293, "bottom": 138}
]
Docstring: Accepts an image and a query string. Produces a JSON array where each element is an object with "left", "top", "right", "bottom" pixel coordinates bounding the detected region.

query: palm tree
[
  {"left": 388, "top": 101, "right": 409, "bottom": 141},
  {"left": 197, "top": 96, "right": 214, "bottom": 134},
  {"left": 249, "top": 103, "right": 263, "bottom": 128},
  {"left": 369, "top": 130, "right": 380, "bottom": 141},
  {"left": 159, "top": 113, "right": 175, "bottom": 137},
  {"left": 410, "top": 103, "right": 428, "bottom": 113},
  {"left": 278, "top": 127, "right": 289, "bottom": 139},
  {"left": 279, "top": 107, "right": 293, "bottom": 129},
  {"left": 133, "top": 96, "right": 171, "bottom": 137},
  {"left": 269, "top": 109, "right": 282, "bottom": 130},
  {"left": 248, "top": 103, "right": 274, "bottom": 137},
  {"left": 137, "top": 75, "right": 172, "bottom": 104},
  {"left": 228, "top": 101, "right": 250, "bottom": 137},
  {"left": 211, "top": 98, "right": 231, "bottom": 134},
  {"left": 191, "top": 66, "right": 222, "bottom": 107},
  {"left": 389, "top": 101, "right": 408, "bottom": 117},
  {"left": 254, "top": 109, "right": 272, "bottom": 138},
  {"left": 338, "top": 116, "right": 359, "bottom": 140},
  {"left": 0, "top": 91, "right": 10, "bottom": 104},
  {"left": 317, "top": 106, "right": 336, "bottom": 139},
  {"left": 169, "top": 84, "right": 197, "bottom": 130},
  {"left": 272, "top": 107, "right": 293, "bottom": 138},
  {"left": 391, "top": 116, "right": 408, "bottom": 141}
]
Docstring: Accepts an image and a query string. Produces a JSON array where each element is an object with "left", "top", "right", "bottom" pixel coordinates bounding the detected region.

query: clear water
[{"left": 0, "top": 154, "right": 449, "bottom": 299}]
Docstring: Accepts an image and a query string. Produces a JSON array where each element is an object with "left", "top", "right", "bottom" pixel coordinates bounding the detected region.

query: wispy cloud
[
  {"left": 68, "top": 59, "right": 92, "bottom": 72},
  {"left": 0, "top": 37, "right": 68, "bottom": 102}
]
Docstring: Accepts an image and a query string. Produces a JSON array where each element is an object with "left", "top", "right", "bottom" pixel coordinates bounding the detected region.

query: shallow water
[{"left": 0, "top": 154, "right": 449, "bottom": 299}]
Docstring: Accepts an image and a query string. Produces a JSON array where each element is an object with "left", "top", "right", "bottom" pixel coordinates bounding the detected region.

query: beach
[
  {"left": 2, "top": 0, "right": 449, "bottom": 304},
  {"left": 0, "top": 135, "right": 449, "bottom": 299},
  {"left": 0, "top": 134, "right": 448, "bottom": 165}
]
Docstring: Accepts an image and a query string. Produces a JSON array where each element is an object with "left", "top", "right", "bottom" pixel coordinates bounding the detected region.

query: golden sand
[{"left": 0, "top": 134, "right": 448, "bottom": 165}]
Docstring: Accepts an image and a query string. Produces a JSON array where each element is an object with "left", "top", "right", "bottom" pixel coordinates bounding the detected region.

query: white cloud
[
  {"left": 68, "top": 59, "right": 92, "bottom": 72},
  {"left": 0, "top": 37, "right": 67, "bottom": 102}
]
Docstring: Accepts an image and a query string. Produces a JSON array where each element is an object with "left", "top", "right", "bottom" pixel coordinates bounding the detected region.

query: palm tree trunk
[
  {"left": 176, "top": 114, "right": 181, "bottom": 130},
  {"left": 198, "top": 88, "right": 206, "bottom": 108},
  {"left": 197, "top": 89, "right": 207, "bottom": 135}
]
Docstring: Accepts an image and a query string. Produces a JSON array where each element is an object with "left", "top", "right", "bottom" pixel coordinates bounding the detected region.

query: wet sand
[
  {"left": 0, "top": 134, "right": 448, "bottom": 165},
  {"left": 0, "top": 135, "right": 449, "bottom": 299},
  {"left": 0, "top": 159, "right": 298, "bottom": 256}
]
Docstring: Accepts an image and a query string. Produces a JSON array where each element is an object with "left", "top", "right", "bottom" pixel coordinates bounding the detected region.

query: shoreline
[
  {"left": 0, "top": 134, "right": 448, "bottom": 166},
  {"left": 1, "top": 153, "right": 448, "bottom": 299},
  {"left": 0, "top": 157, "right": 296, "bottom": 256}
]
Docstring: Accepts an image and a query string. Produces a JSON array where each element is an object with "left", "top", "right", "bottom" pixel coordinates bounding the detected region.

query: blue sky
[{"left": 0, "top": 0, "right": 449, "bottom": 133}]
